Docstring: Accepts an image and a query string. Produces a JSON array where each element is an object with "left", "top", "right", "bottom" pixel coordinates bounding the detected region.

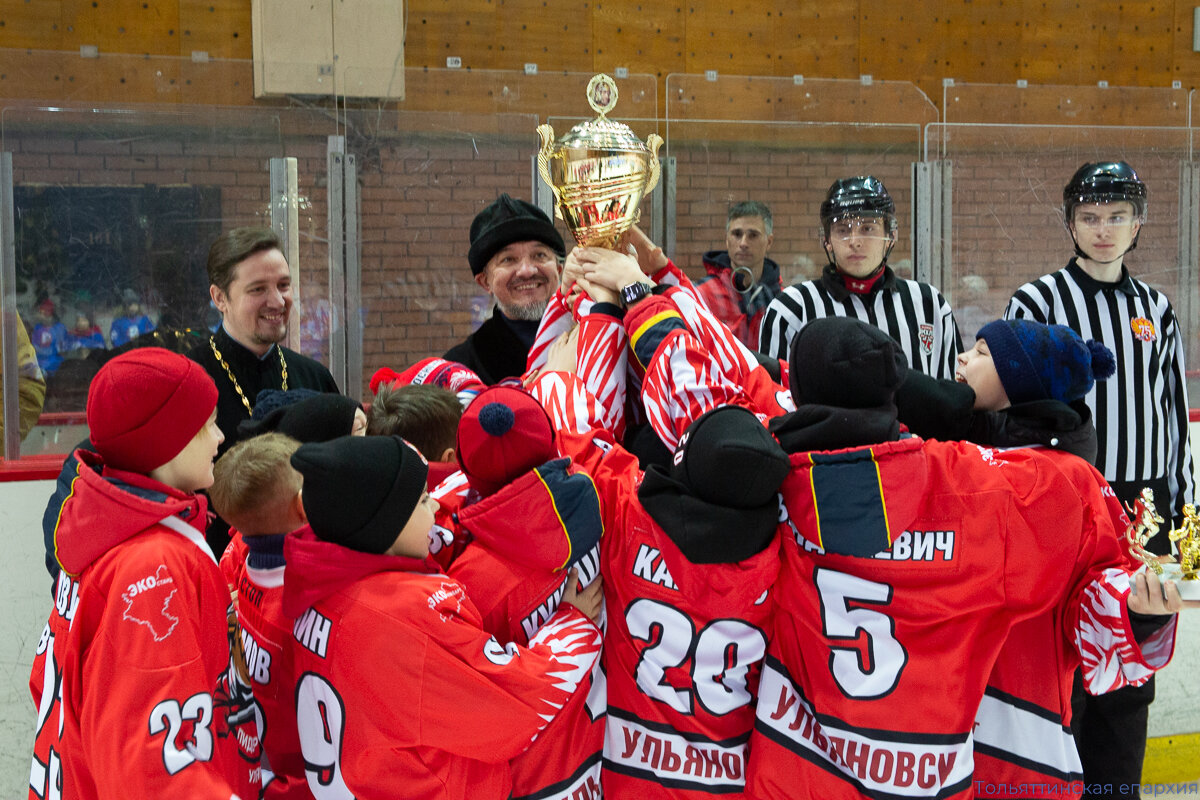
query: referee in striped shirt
[
  {"left": 758, "top": 176, "right": 961, "bottom": 379},
  {"left": 1004, "top": 161, "right": 1194, "bottom": 797}
]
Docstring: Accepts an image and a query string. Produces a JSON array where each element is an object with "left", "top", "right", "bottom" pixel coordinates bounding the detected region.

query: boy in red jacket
[
  {"left": 282, "top": 434, "right": 604, "bottom": 799},
  {"left": 210, "top": 432, "right": 309, "bottom": 799},
  {"left": 29, "top": 348, "right": 254, "bottom": 799},
  {"left": 440, "top": 384, "right": 608, "bottom": 799}
]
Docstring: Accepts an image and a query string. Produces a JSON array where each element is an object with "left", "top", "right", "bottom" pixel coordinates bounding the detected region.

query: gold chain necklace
[{"left": 209, "top": 335, "right": 288, "bottom": 416}]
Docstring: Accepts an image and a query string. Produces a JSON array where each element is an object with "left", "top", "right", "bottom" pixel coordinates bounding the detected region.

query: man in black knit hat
[{"left": 444, "top": 194, "right": 566, "bottom": 384}]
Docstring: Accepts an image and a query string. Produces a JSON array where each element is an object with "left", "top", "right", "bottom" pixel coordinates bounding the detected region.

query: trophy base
[{"left": 1151, "top": 562, "right": 1200, "bottom": 600}]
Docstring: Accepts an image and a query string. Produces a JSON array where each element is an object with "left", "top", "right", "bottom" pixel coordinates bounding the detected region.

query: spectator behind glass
[
  {"left": 108, "top": 289, "right": 156, "bottom": 347},
  {"left": 67, "top": 312, "right": 106, "bottom": 354},
  {"left": 695, "top": 200, "right": 783, "bottom": 350},
  {"left": 30, "top": 298, "right": 68, "bottom": 375}
]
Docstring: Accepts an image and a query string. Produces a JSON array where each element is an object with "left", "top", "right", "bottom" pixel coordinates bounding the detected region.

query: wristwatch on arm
[{"left": 620, "top": 281, "right": 655, "bottom": 308}]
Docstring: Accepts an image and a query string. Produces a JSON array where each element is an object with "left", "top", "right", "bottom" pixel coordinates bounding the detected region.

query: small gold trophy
[
  {"left": 1168, "top": 504, "right": 1200, "bottom": 581},
  {"left": 536, "top": 74, "right": 664, "bottom": 248},
  {"left": 1124, "top": 487, "right": 1164, "bottom": 575}
]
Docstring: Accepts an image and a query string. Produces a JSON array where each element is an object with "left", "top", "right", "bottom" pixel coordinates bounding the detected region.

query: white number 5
[{"left": 815, "top": 567, "right": 907, "bottom": 698}]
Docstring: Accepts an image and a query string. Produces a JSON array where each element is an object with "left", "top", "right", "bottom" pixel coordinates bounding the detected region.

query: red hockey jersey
[
  {"left": 29, "top": 453, "right": 255, "bottom": 800},
  {"left": 226, "top": 542, "right": 310, "bottom": 799},
  {"left": 443, "top": 459, "right": 608, "bottom": 800},
  {"left": 279, "top": 529, "right": 602, "bottom": 800},
  {"left": 749, "top": 440, "right": 1154, "bottom": 800},
  {"left": 972, "top": 478, "right": 1175, "bottom": 798},
  {"left": 618, "top": 297, "right": 1168, "bottom": 800},
  {"left": 532, "top": 370, "right": 778, "bottom": 799}
]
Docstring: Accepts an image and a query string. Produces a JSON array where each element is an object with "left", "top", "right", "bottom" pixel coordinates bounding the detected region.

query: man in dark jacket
[
  {"left": 444, "top": 194, "right": 566, "bottom": 384},
  {"left": 187, "top": 226, "right": 339, "bottom": 554},
  {"left": 695, "top": 200, "right": 782, "bottom": 350}
]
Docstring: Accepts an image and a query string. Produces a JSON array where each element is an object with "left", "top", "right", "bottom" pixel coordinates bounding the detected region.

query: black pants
[{"left": 1071, "top": 668, "right": 1154, "bottom": 797}]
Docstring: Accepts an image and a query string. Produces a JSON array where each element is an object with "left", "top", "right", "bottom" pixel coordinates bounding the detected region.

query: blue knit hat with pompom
[{"left": 977, "top": 319, "right": 1116, "bottom": 405}]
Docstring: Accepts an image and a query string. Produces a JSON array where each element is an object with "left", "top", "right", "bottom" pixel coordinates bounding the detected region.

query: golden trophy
[
  {"left": 1124, "top": 487, "right": 1164, "bottom": 575},
  {"left": 1123, "top": 489, "right": 1200, "bottom": 600},
  {"left": 1168, "top": 504, "right": 1200, "bottom": 580},
  {"left": 536, "top": 73, "right": 664, "bottom": 248}
]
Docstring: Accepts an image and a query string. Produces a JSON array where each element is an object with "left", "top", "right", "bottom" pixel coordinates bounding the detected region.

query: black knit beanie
[
  {"left": 467, "top": 194, "right": 565, "bottom": 276},
  {"left": 291, "top": 435, "right": 429, "bottom": 554},
  {"left": 251, "top": 387, "right": 322, "bottom": 420},
  {"left": 789, "top": 317, "right": 908, "bottom": 408},
  {"left": 240, "top": 392, "right": 360, "bottom": 444},
  {"left": 671, "top": 405, "right": 790, "bottom": 508}
]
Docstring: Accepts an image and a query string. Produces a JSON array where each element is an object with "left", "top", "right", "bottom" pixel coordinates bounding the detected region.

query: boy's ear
[
  {"left": 292, "top": 489, "right": 307, "bottom": 523},
  {"left": 439, "top": 446, "right": 456, "bottom": 463}
]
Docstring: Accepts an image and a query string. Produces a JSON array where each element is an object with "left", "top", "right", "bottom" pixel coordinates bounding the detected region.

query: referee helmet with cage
[
  {"left": 1063, "top": 161, "right": 1147, "bottom": 258},
  {"left": 819, "top": 176, "right": 899, "bottom": 266}
]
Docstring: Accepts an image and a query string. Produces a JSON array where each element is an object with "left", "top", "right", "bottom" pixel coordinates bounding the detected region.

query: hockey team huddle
[{"left": 28, "top": 161, "right": 1197, "bottom": 800}]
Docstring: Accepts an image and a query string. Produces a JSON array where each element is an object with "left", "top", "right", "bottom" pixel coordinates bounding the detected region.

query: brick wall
[
  {"left": 668, "top": 143, "right": 917, "bottom": 287},
  {"left": 8, "top": 125, "right": 1198, "bottom": 404}
]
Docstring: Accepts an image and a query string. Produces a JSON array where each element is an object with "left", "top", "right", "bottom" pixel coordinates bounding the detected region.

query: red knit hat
[
  {"left": 87, "top": 348, "right": 219, "bottom": 473},
  {"left": 456, "top": 385, "right": 555, "bottom": 496}
]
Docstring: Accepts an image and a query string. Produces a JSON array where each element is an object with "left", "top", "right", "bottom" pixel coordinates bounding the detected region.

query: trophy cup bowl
[{"left": 537, "top": 74, "right": 664, "bottom": 249}]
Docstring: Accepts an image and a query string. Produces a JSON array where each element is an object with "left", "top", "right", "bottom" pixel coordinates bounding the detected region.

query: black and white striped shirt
[
  {"left": 758, "top": 265, "right": 962, "bottom": 380},
  {"left": 1004, "top": 259, "right": 1195, "bottom": 522}
]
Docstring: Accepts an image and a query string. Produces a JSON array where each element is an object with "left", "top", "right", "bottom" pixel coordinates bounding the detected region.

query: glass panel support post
[
  {"left": 326, "top": 137, "right": 362, "bottom": 400},
  {"left": 912, "top": 160, "right": 952, "bottom": 291},
  {"left": 0, "top": 153, "right": 18, "bottom": 461},
  {"left": 270, "top": 156, "right": 301, "bottom": 352}
]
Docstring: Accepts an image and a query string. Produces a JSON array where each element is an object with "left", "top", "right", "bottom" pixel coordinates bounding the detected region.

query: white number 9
[{"left": 295, "top": 672, "right": 354, "bottom": 800}]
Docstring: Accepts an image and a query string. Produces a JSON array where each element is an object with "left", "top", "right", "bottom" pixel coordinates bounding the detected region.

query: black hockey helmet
[
  {"left": 819, "top": 176, "right": 898, "bottom": 237},
  {"left": 819, "top": 176, "right": 898, "bottom": 267},
  {"left": 1062, "top": 161, "right": 1146, "bottom": 257},
  {"left": 1063, "top": 161, "right": 1147, "bottom": 221}
]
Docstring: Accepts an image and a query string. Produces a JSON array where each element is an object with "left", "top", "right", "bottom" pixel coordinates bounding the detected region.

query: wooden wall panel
[
  {"left": 1020, "top": 1, "right": 1088, "bottom": 84},
  {"left": 859, "top": 5, "right": 945, "bottom": 86},
  {"left": 683, "top": 1, "right": 779, "bottom": 76},
  {"left": 178, "top": 0, "right": 252, "bottom": 59},
  {"left": 60, "top": 0, "right": 181, "bottom": 54},
  {"left": 405, "top": 0, "right": 591, "bottom": 72},
  {"left": 404, "top": 0, "right": 497, "bottom": 68},
  {"left": 592, "top": 1, "right": 685, "bottom": 78},
  {"left": 0, "top": 0, "right": 65, "bottom": 49},
  {"left": 771, "top": 3, "right": 858, "bottom": 80},
  {"left": 4, "top": 0, "right": 1200, "bottom": 112},
  {"left": 491, "top": 0, "right": 594, "bottom": 73}
]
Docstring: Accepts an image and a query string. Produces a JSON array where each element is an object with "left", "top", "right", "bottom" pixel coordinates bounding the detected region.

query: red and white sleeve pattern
[
  {"left": 664, "top": 284, "right": 762, "bottom": 382},
  {"left": 527, "top": 370, "right": 609, "bottom": 438},
  {"left": 576, "top": 308, "right": 628, "bottom": 438},
  {"left": 527, "top": 289, "right": 582, "bottom": 376},
  {"left": 1074, "top": 566, "right": 1177, "bottom": 694},
  {"left": 626, "top": 296, "right": 757, "bottom": 450}
]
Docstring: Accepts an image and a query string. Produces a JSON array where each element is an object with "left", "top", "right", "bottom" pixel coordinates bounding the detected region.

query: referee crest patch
[
  {"left": 918, "top": 323, "right": 934, "bottom": 355},
  {"left": 1130, "top": 317, "right": 1157, "bottom": 342}
]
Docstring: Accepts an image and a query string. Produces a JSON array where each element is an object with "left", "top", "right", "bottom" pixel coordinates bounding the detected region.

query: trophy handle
[
  {"left": 643, "top": 133, "right": 665, "bottom": 195},
  {"left": 535, "top": 124, "right": 563, "bottom": 217}
]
